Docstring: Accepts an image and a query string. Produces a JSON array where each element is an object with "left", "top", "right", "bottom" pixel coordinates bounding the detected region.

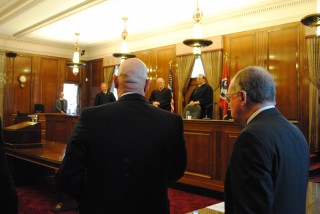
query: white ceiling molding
[
  {"left": 13, "top": 0, "right": 106, "bottom": 37},
  {"left": 0, "top": 0, "right": 316, "bottom": 60},
  {"left": 0, "top": 0, "right": 41, "bottom": 24},
  {"left": 89, "top": 0, "right": 316, "bottom": 60}
]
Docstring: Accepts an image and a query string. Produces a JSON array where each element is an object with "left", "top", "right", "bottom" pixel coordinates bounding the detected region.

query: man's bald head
[{"left": 115, "top": 58, "right": 149, "bottom": 96}]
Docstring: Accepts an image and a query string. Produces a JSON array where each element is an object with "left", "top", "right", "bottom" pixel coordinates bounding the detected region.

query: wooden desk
[
  {"left": 181, "top": 119, "right": 242, "bottom": 192},
  {"left": 5, "top": 142, "right": 66, "bottom": 170},
  {"left": 11, "top": 113, "right": 80, "bottom": 144},
  {"left": 5, "top": 142, "right": 66, "bottom": 185},
  {"left": 45, "top": 113, "right": 79, "bottom": 143}
]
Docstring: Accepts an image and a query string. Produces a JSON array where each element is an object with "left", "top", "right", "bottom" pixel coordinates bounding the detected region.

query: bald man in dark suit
[{"left": 56, "top": 58, "right": 187, "bottom": 214}]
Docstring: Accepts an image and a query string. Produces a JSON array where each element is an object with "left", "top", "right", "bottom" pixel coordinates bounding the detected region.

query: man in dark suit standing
[
  {"left": 93, "top": 83, "right": 116, "bottom": 106},
  {"left": 0, "top": 117, "right": 18, "bottom": 214},
  {"left": 224, "top": 66, "right": 309, "bottom": 214},
  {"left": 149, "top": 77, "right": 172, "bottom": 111},
  {"left": 56, "top": 58, "right": 187, "bottom": 214}
]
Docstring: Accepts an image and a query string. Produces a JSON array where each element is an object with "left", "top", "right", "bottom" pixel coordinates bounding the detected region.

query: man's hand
[
  {"left": 189, "top": 101, "right": 199, "bottom": 106},
  {"left": 152, "top": 101, "right": 160, "bottom": 107}
]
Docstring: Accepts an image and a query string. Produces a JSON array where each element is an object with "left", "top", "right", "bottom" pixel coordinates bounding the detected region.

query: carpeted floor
[{"left": 16, "top": 184, "right": 222, "bottom": 214}]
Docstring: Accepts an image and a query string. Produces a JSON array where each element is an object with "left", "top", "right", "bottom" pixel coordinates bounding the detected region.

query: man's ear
[
  {"left": 113, "top": 75, "right": 118, "bottom": 89},
  {"left": 144, "top": 79, "right": 150, "bottom": 93}
]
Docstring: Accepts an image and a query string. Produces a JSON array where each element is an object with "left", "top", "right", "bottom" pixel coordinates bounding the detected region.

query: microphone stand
[{"left": 202, "top": 104, "right": 213, "bottom": 120}]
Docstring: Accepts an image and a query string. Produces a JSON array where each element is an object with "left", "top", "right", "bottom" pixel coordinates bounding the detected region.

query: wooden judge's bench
[
  {"left": 10, "top": 113, "right": 79, "bottom": 144},
  {"left": 5, "top": 114, "right": 299, "bottom": 192},
  {"left": 6, "top": 113, "right": 244, "bottom": 192}
]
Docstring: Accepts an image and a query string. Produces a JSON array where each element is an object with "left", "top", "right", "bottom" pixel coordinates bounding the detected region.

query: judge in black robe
[{"left": 188, "top": 74, "right": 213, "bottom": 119}]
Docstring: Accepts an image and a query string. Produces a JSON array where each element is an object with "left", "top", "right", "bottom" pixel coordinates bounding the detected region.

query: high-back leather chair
[{"left": 183, "top": 104, "right": 201, "bottom": 119}]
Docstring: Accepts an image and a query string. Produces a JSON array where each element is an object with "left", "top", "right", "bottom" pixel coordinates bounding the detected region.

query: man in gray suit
[
  {"left": 56, "top": 58, "right": 187, "bottom": 214},
  {"left": 55, "top": 92, "right": 68, "bottom": 113},
  {"left": 224, "top": 66, "right": 309, "bottom": 214}
]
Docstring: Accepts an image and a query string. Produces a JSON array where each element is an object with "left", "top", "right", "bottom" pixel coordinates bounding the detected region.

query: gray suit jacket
[
  {"left": 56, "top": 94, "right": 187, "bottom": 214},
  {"left": 55, "top": 98, "right": 68, "bottom": 113}
]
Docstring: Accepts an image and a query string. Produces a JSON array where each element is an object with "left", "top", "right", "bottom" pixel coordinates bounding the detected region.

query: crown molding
[{"left": 0, "top": 0, "right": 316, "bottom": 60}]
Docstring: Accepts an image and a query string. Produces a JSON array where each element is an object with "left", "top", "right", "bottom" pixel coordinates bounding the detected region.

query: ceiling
[
  {"left": 0, "top": 0, "right": 280, "bottom": 47},
  {"left": 0, "top": 0, "right": 316, "bottom": 59}
]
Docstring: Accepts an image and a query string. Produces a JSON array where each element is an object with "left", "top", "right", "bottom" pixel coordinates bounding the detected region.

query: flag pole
[{"left": 168, "top": 60, "right": 175, "bottom": 113}]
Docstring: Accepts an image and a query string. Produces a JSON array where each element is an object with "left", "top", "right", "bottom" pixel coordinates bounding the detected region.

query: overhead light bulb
[
  {"left": 193, "top": 47, "right": 201, "bottom": 55},
  {"left": 66, "top": 32, "right": 85, "bottom": 76},
  {"left": 73, "top": 50, "right": 80, "bottom": 63},
  {"left": 113, "top": 17, "right": 136, "bottom": 61},
  {"left": 120, "top": 40, "right": 128, "bottom": 53},
  {"left": 182, "top": 0, "right": 212, "bottom": 55},
  {"left": 73, "top": 67, "right": 79, "bottom": 76},
  {"left": 193, "top": 22, "right": 202, "bottom": 39}
]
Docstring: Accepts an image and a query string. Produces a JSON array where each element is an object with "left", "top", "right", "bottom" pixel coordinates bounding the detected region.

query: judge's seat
[{"left": 183, "top": 104, "right": 201, "bottom": 119}]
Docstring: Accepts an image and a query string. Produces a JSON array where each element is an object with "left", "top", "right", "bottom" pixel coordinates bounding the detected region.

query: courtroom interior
[{"left": 0, "top": 0, "right": 319, "bottom": 213}]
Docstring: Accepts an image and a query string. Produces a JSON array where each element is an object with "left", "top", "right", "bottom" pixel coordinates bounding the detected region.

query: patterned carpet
[
  {"left": 16, "top": 184, "right": 222, "bottom": 214},
  {"left": 309, "top": 152, "right": 320, "bottom": 183}
]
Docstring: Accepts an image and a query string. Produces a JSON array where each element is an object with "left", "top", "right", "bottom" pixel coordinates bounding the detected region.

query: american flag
[
  {"left": 168, "top": 69, "right": 174, "bottom": 113},
  {"left": 219, "top": 54, "right": 230, "bottom": 120}
]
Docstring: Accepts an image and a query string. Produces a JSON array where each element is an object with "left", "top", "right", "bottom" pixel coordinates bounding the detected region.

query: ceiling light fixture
[
  {"left": 113, "top": 17, "right": 136, "bottom": 62},
  {"left": 183, "top": 0, "right": 212, "bottom": 55},
  {"left": 301, "top": 0, "right": 320, "bottom": 36},
  {"left": 66, "top": 33, "right": 85, "bottom": 76},
  {"left": 301, "top": 13, "right": 320, "bottom": 36}
]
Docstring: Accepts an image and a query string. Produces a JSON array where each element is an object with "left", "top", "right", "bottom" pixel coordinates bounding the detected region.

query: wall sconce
[
  {"left": 66, "top": 33, "right": 85, "bottom": 75},
  {"left": 18, "top": 74, "right": 27, "bottom": 88},
  {"left": 183, "top": 0, "right": 212, "bottom": 54}
]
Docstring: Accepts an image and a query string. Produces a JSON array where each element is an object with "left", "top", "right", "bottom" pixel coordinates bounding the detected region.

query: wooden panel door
[
  {"left": 224, "top": 22, "right": 308, "bottom": 140},
  {"left": 88, "top": 59, "right": 103, "bottom": 106},
  {"left": 12, "top": 56, "right": 33, "bottom": 114},
  {"left": 224, "top": 31, "right": 257, "bottom": 78},
  {"left": 134, "top": 49, "right": 157, "bottom": 99},
  {"left": 156, "top": 45, "right": 176, "bottom": 87},
  {"left": 40, "top": 58, "right": 60, "bottom": 113},
  {"left": 268, "top": 26, "right": 299, "bottom": 120}
]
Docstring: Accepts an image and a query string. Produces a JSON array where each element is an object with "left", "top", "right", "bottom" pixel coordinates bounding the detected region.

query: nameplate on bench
[{"left": 3, "top": 122, "right": 42, "bottom": 148}]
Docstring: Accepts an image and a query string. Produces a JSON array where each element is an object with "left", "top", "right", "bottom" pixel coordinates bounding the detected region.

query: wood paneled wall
[
  {"left": 87, "top": 59, "right": 104, "bottom": 106},
  {"left": 2, "top": 22, "right": 310, "bottom": 143},
  {"left": 3, "top": 53, "right": 88, "bottom": 127},
  {"left": 133, "top": 45, "right": 176, "bottom": 101},
  {"left": 224, "top": 22, "right": 309, "bottom": 141}
]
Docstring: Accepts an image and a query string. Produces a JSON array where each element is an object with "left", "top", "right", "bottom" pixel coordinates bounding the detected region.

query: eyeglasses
[{"left": 225, "top": 91, "right": 241, "bottom": 104}]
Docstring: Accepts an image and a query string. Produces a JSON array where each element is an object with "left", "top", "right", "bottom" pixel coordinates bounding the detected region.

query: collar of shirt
[
  {"left": 198, "top": 83, "right": 205, "bottom": 87},
  {"left": 120, "top": 92, "right": 138, "bottom": 97},
  {"left": 247, "top": 105, "right": 275, "bottom": 124},
  {"left": 59, "top": 98, "right": 64, "bottom": 101}
]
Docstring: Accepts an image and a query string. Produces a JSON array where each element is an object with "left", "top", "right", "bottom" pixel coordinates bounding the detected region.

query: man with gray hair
[
  {"left": 149, "top": 77, "right": 172, "bottom": 111},
  {"left": 56, "top": 58, "right": 187, "bottom": 214},
  {"left": 224, "top": 66, "right": 309, "bottom": 214}
]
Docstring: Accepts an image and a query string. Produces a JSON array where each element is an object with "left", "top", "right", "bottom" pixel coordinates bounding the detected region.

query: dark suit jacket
[
  {"left": 224, "top": 108, "right": 309, "bottom": 214},
  {"left": 149, "top": 88, "right": 172, "bottom": 111},
  {"left": 0, "top": 117, "right": 18, "bottom": 214},
  {"left": 56, "top": 94, "right": 187, "bottom": 214}
]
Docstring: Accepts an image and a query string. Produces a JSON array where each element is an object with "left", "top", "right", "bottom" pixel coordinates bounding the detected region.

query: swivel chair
[{"left": 183, "top": 104, "right": 201, "bottom": 119}]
